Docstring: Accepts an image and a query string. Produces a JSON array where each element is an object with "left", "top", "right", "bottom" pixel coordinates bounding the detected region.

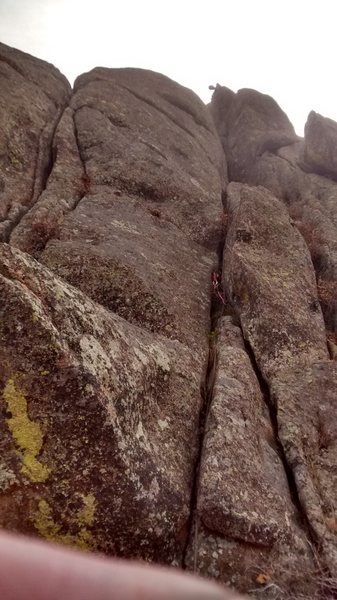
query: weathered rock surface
[
  {"left": 272, "top": 364, "right": 337, "bottom": 575},
  {"left": 12, "top": 64, "right": 226, "bottom": 354},
  {"left": 1, "top": 41, "right": 337, "bottom": 599},
  {"left": 219, "top": 183, "right": 337, "bottom": 580},
  {"left": 210, "top": 85, "right": 337, "bottom": 346},
  {"left": 0, "top": 243, "right": 200, "bottom": 563},
  {"left": 0, "top": 44, "right": 226, "bottom": 569},
  {"left": 223, "top": 183, "right": 328, "bottom": 381},
  {"left": 208, "top": 80, "right": 337, "bottom": 591},
  {"left": 10, "top": 106, "right": 84, "bottom": 255},
  {"left": 0, "top": 43, "right": 71, "bottom": 242},
  {"left": 197, "top": 318, "right": 298, "bottom": 546},
  {"left": 210, "top": 85, "right": 298, "bottom": 181},
  {"left": 304, "top": 111, "right": 337, "bottom": 179},
  {"left": 186, "top": 317, "right": 314, "bottom": 594}
]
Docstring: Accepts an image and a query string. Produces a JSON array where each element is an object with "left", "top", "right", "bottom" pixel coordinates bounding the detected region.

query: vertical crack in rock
[
  {"left": 182, "top": 181, "right": 332, "bottom": 593},
  {"left": 3, "top": 109, "right": 65, "bottom": 243},
  {"left": 241, "top": 335, "right": 318, "bottom": 543},
  {"left": 72, "top": 108, "right": 87, "bottom": 182},
  {"left": 9, "top": 105, "right": 88, "bottom": 257},
  {"left": 0, "top": 42, "right": 72, "bottom": 244},
  {"left": 31, "top": 109, "right": 64, "bottom": 203},
  {"left": 2, "top": 57, "right": 227, "bottom": 565},
  {"left": 182, "top": 236, "right": 226, "bottom": 569}
]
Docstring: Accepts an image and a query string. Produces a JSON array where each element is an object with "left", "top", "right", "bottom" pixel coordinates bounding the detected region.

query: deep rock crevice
[
  {"left": 1, "top": 109, "right": 65, "bottom": 243},
  {"left": 72, "top": 108, "right": 87, "bottom": 175},
  {"left": 31, "top": 108, "right": 65, "bottom": 201},
  {"left": 183, "top": 238, "right": 226, "bottom": 569},
  {"left": 8, "top": 105, "right": 91, "bottom": 257},
  {"left": 241, "top": 334, "right": 319, "bottom": 545}
]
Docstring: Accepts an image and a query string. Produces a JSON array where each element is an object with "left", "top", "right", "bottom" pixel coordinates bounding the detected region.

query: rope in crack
[{"left": 212, "top": 271, "right": 225, "bottom": 304}]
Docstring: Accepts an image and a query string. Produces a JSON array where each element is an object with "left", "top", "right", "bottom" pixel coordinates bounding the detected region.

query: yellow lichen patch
[
  {"left": 35, "top": 499, "right": 63, "bottom": 540},
  {"left": 78, "top": 494, "right": 96, "bottom": 527},
  {"left": 3, "top": 378, "right": 51, "bottom": 483},
  {"left": 33, "top": 496, "right": 96, "bottom": 551}
]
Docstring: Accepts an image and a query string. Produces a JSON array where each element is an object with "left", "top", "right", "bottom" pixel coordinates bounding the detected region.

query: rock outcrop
[
  {"left": 0, "top": 42, "right": 71, "bottom": 242},
  {"left": 205, "top": 84, "right": 337, "bottom": 596},
  {"left": 0, "top": 44, "right": 226, "bottom": 567},
  {"left": 1, "top": 43, "right": 337, "bottom": 598},
  {"left": 0, "top": 243, "right": 202, "bottom": 562},
  {"left": 304, "top": 111, "right": 337, "bottom": 180},
  {"left": 210, "top": 85, "right": 298, "bottom": 181}
]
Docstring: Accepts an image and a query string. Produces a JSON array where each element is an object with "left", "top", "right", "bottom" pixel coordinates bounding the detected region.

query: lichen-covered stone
[
  {"left": 210, "top": 85, "right": 337, "bottom": 348},
  {"left": 221, "top": 182, "right": 337, "bottom": 582},
  {"left": 0, "top": 45, "right": 228, "bottom": 569},
  {"left": 2, "top": 41, "right": 337, "bottom": 600},
  {"left": 32, "top": 66, "right": 227, "bottom": 354},
  {"left": 186, "top": 317, "right": 314, "bottom": 595},
  {"left": 272, "top": 363, "right": 337, "bottom": 575},
  {"left": 0, "top": 243, "right": 201, "bottom": 563},
  {"left": 223, "top": 182, "right": 328, "bottom": 381}
]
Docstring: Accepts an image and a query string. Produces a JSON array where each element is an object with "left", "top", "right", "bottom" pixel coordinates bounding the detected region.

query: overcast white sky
[{"left": 1, "top": 0, "right": 337, "bottom": 134}]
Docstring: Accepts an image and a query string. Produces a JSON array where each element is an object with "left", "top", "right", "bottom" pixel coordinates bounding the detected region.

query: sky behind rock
[{"left": 1, "top": 0, "right": 336, "bottom": 134}]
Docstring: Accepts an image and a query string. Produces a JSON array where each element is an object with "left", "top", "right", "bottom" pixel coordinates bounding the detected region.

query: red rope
[{"left": 212, "top": 272, "right": 225, "bottom": 304}]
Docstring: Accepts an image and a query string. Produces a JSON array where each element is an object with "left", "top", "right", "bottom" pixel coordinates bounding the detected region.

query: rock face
[
  {"left": 223, "top": 182, "right": 328, "bottom": 381},
  {"left": 210, "top": 85, "right": 298, "bottom": 181},
  {"left": 12, "top": 65, "right": 226, "bottom": 354},
  {"left": 185, "top": 317, "right": 314, "bottom": 594},
  {"left": 0, "top": 42, "right": 71, "bottom": 242},
  {"left": 0, "top": 243, "right": 201, "bottom": 562},
  {"left": 304, "top": 111, "right": 337, "bottom": 179},
  {"left": 1, "top": 42, "right": 337, "bottom": 598},
  {"left": 0, "top": 44, "right": 225, "bottom": 567},
  {"left": 207, "top": 84, "right": 337, "bottom": 596}
]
